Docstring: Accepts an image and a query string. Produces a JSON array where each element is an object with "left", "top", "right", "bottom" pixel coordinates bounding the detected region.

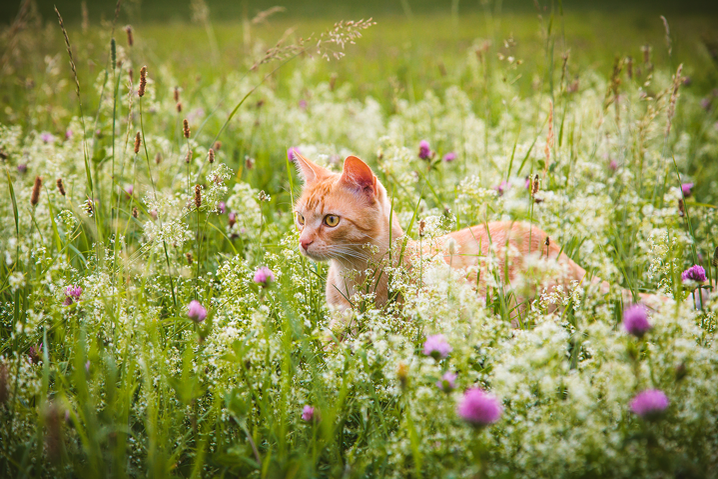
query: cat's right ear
[{"left": 292, "top": 150, "right": 328, "bottom": 184}]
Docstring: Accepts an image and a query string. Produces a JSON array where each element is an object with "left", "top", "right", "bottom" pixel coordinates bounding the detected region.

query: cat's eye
[
  {"left": 296, "top": 212, "right": 305, "bottom": 226},
  {"left": 324, "top": 215, "right": 340, "bottom": 227}
]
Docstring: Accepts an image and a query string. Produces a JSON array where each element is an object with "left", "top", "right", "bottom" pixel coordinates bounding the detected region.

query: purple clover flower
[
  {"left": 64, "top": 285, "right": 83, "bottom": 305},
  {"left": 124, "top": 184, "right": 134, "bottom": 197},
  {"left": 218, "top": 201, "right": 226, "bottom": 214},
  {"left": 682, "top": 265, "right": 707, "bottom": 284},
  {"left": 299, "top": 99, "right": 307, "bottom": 109},
  {"left": 443, "top": 152, "right": 457, "bottom": 162},
  {"left": 494, "top": 181, "right": 510, "bottom": 196},
  {"left": 287, "top": 147, "right": 301, "bottom": 163},
  {"left": 623, "top": 304, "right": 651, "bottom": 338},
  {"left": 630, "top": 389, "right": 669, "bottom": 418},
  {"left": 65, "top": 129, "right": 73, "bottom": 139},
  {"left": 457, "top": 387, "right": 502, "bottom": 427},
  {"left": 17, "top": 164, "right": 27, "bottom": 174},
  {"left": 187, "top": 300, "right": 207, "bottom": 323},
  {"left": 609, "top": 159, "right": 618, "bottom": 171},
  {"left": 436, "top": 371, "right": 457, "bottom": 393},
  {"left": 253, "top": 266, "right": 275, "bottom": 286},
  {"left": 418, "top": 140, "right": 431, "bottom": 160},
  {"left": 423, "top": 334, "right": 452, "bottom": 360},
  {"left": 41, "top": 132, "right": 55, "bottom": 144},
  {"left": 681, "top": 183, "right": 694, "bottom": 198},
  {"left": 301, "top": 405, "right": 318, "bottom": 422}
]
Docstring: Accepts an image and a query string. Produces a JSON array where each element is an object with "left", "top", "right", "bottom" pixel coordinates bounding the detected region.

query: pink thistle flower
[
  {"left": 630, "top": 389, "right": 669, "bottom": 419},
  {"left": 443, "top": 152, "right": 457, "bottom": 162},
  {"left": 623, "top": 304, "right": 651, "bottom": 338},
  {"left": 187, "top": 300, "right": 207, "bottom": 323},
  {"left": 436, "top": 371, "right": 457, "bottom": 392},
  {"left": 253, "top": 266, "right": 275, "bottom": 286},
  {"left": 423, "top": 334, "right": 452, "bottom": 360},
  {"left": 681, "top": 183, "right": 694, "bottom": 198},
  {"left": 287, "top": 147, "right": 301, "bottom": 163},
  {"left": 681, "top": 265, "right": 706, "bottom": 284},
  {"left": 457, "top": 387, "right": 502, "bottom": 426},
  {"left": 418, "top": 140, "right": 431, "bottom": 160},
  {"left": 301, "top": 405, "right": 318, "bottom": 422}
]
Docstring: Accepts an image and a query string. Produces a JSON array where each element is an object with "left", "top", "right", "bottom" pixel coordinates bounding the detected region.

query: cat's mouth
[{"left": 299, "top": 244, "right": 329, "bottom": 261}]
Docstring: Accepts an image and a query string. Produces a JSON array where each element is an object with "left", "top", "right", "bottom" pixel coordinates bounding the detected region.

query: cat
[{"left": 292, "top": 152, "right": 651, "bottom": 316}]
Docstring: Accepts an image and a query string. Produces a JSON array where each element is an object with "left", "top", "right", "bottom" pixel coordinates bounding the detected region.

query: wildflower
[
  {"left": 418, "top": 140, "right": 431, "bottom": 160},
  {"left": 183, "top": 119, "right": 190, "bottom": 139},
  {"left": 138, "top": 65, "right": 147, "bottom": 97},
  {"left": 228, "top": 212, "right": 236, "bottom": 228},
  {"left": 681, "top": 265, "right": 706, "bottom": 284},
  {"left": 423, "top": 334, "right": 452, "bottom": 360},
  {"left": 41, "top": 132, "right": 55, "bottom": 143},
  {"left": 31, "top": 176, "right": 42, "bottom": 206},
  {"left": 17, "top": 164, "right": 27, "bottom": 174},
  {"left": 301, "top": 405, "right": 318, "bottom": 423},
  {"left": 208, "top": 148, "right": 215, "bottom": 164},
  {"left": 56, "top": 178, "right": 66, "bottom": 196},
  {"left": 608, "top": 159, "right": 618, "bottom": 171},
  {"left": 494, "top": 180, "right": 510, "bottom": 196},
  {"left": 218, "top": 201, "right": 226, "bottom": 214},
  {"left": 253, "top": 266, "right": 275, "bottom": 286},
  {"left": 681, "top": 183, "right": 694, "bottom": 198},
  {"left": 125, "top": 184, "right": 134, "bottom": 197},
  {"left": 531, "top": 174, "right": 540, "bottom": 197},
  {"left": 623, "top": 304, "right": 651, "bottom": 338},
  {"left": 187, "top": 300, "right": 207, "bottom": 323},
  {"left": 299, "top": 99, "right": 307, "bottom": 109},
  {"left": 630, "top": 389, "right": 669, "bottom": 419},
  {"left": 287, "top": 146, "right": 301, "bottom": 162},
  {"left": 65, "top": 129, "right": 73, "bottom": 139},
  {"left": 436, "top": 371, "right": 457, "bottom": 392},
  {"left": 457, "top": 388, "right": 502, "bottom": 427}
]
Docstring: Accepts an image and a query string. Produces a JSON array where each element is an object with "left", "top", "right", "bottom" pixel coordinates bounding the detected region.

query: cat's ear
[
  {"left": 293, "top": 151, "right": 329, "bottom": 184},
  {"left": 340, "top": 156, "right": 377, "bottom": 197}
]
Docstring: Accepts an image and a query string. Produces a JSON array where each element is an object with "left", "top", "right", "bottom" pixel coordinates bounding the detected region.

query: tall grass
[{"left": 1, "top": 2, "right": 717, "bottom": 478}]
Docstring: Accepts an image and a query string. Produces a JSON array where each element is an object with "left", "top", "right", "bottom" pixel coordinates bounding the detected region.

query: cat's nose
[{"left": 300, "top": 238, "right": 313, "bottom": 250}]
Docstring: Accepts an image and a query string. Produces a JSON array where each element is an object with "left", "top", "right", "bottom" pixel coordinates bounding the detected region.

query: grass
[{"left": 1, "top": 1, "right": 718, "bottom": 477}]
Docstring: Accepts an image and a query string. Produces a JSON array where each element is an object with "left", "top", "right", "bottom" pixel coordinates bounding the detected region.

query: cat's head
[{"left": 293, "top": 152, "right": 393, "bottom": 262}]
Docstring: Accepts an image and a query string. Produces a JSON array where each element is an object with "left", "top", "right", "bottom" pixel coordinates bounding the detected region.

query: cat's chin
[{"left": 299, "top": 248, "right": 330, "bottom": 262}]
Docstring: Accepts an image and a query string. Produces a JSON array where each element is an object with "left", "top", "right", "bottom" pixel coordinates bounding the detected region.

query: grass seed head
[
  {"left": 155, "top": 151, "right": 162, "bottom": 164},
  {"left": 56, "top": 178, "right": 66, "bottom": 196},
  {"left": 134, "top": 132, "right": 141, "bottom": 154},
  {"left": 174, "top": 86, "right": 180, "bottom": 102},
  {"left": 132, "top": 207, "right": 138, "bottom": 218},
  {"left": 185, "top": 148, "right": 192, "bottom": 163},
  {"left": 213, "top": 141, "right": 221, "bottom": 151},
  {"left": 194, "top": 184, "right": 202, "bottom": 208},
  {"left": 31, "top": 176, "right": 42, "bottom": 206},
  {"left": 208, "top": 148, "right": 215, "bottom": 164},
  {"left": 183, "top": 119, "right": 190, "bottom": 138},
  {"left": 531, "top": 174, "right": 540, "bottom": 197},
  {"left": 186, "top": 252, "right": 193, "bottom": 264},
  {"left": 176, "top": 102, "right": 182, "bottom": 113},
  {"left": 138, "top": 65, "right": 147, "bottom": 97},
  {"left": 678, "top": 198, "right": 685, "bottom": 217},
  {"left": 124, "top": 25, "right": 133, "bottom": 47}
]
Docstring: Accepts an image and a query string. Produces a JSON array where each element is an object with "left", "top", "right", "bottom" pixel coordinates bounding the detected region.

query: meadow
[{"left": 1, "top": 0, "right": 718, "bottom": 477}]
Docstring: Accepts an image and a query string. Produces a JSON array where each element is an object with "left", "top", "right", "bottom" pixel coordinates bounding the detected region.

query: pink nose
[{"left": 300, "top": 238, "right": 313, "bottom": 250}]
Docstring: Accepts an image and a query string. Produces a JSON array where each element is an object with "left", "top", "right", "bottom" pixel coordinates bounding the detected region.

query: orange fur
[{"left": 293, "top": 153, "right": 630, "bottom": 312}]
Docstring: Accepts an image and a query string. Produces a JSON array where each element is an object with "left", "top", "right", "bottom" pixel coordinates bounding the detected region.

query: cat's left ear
[{"left": 340, "top": 156, "right": 377, "bottom": 197}]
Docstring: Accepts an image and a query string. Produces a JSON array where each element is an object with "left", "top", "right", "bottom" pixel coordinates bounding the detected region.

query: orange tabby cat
[{"left": 293, "top": 152, "right": 605, "bottom": 312}]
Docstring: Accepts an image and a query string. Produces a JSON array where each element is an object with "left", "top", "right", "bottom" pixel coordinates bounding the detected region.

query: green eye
[
  {"left": 296, "top": 213, "right": 305, "bottom": 225},
  {"left": 324, "top": 215, "right": 340, "bottom": 227}
]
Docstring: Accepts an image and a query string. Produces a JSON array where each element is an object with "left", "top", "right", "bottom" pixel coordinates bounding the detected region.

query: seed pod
[
  {"left": 186, "top": 252, "right": 193, "bottom": 264},
  {"left": 132, "top": 207, "right": 138, "bottom": 218},
  {"left": 134, "top": 132, "right": 141, "bottom": 154},
  {"left": 545, "top": 236, "right": 550, "bottom": 247},
  {"left": 173, "top": 86, "right": 180, "bottom": 102},
  {"left": 56, "top": 178, "right": 66, "bottom": 196},
  {"left": 176, "top": 102, "right": 182, "bottom": 113},
  {"left": 208, "top": 148, "right": 215, "bottom": 164},
  {"left": 138, "top": 65, "right": 147, "bottom": 97},
  {"left": 183, "top": 119, "right": 190, "bottom": 139},
  {"left": 31, "top": 176, "right": 42, "bottom": 206}
]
